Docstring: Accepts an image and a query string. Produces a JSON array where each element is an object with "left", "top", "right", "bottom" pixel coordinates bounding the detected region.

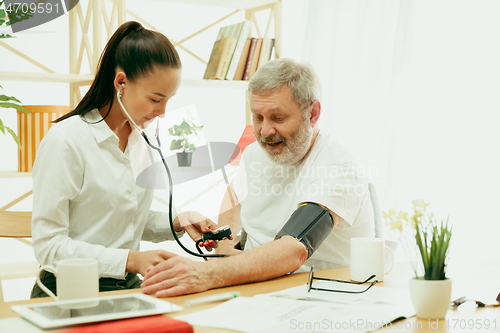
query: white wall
[{"left": 282, "top": 0, "right": 500, "bottom": 272}]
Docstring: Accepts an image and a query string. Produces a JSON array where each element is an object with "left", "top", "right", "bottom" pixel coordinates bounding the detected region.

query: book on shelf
[
  {"left": 238, "top": 38, "right": 275, "bottom": 80},
  {"left": 215, "top": 37, "right": 237, "bottom": 80},
  {"left": 233, "top": 38, "right": 252, "bottom": 81},
  {"left": 241, "top": 38, "right": 258, "bottom": 81},
  {"left": 257, "top": 38, "right": 275, "bottom": 69},
  {"left": 203, "top": 38, "right": 222, "bottom": 80},
  {"left": 226, "top": 20, "right": 252, "bottom": 80},
  {"left": 203, "top": 37, "right": 236, "bottom": 80},
  {"left": 203, "top": 20, "right": 251, "bottom": 80},
  {"left": 247, "top": 38, "right": 263, "bottom": 80}
]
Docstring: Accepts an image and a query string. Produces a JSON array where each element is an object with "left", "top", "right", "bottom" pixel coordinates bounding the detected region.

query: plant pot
[
  {"left": 409, "top": 277, "right": 452, "bottom": 319},
  {"left": 177, "top": 152, "right": 193, "bottom": 167}
]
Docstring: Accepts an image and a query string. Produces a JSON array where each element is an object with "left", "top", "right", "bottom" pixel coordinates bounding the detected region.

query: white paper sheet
[{"left": 175, "top": 283, "right": 415, "bottom": 333}]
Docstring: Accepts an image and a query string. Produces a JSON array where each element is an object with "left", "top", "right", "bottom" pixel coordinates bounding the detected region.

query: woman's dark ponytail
[{"left": 55, "top": 21, "right": 181, "bottom": 123}]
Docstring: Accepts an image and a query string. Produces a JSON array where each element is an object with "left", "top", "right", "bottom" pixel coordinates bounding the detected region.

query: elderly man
[{"left": 141, "top": 58, "right": 374, "bottom": 297}]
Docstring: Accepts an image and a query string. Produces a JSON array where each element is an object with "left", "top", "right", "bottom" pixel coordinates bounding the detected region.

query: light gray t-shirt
[{"left": 233, "top": 131, "right": 375, "bottom": 271}]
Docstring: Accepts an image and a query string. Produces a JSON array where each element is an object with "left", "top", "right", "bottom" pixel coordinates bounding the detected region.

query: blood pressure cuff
[{"left": 275, "top": 202, "right": 334, "bottom": 259}]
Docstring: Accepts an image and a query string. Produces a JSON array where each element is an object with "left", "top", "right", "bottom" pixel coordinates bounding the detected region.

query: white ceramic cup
[
  {"left": 36, "top": 258, "right": 99, "bottom": 303},
  {"left": 350, "top": 237, "right": 394, "bottom": 282}
]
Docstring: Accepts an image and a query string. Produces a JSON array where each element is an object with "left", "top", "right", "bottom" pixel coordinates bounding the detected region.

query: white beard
[{"left": 258, "top": 118, "right": 314, "bottom": 166}]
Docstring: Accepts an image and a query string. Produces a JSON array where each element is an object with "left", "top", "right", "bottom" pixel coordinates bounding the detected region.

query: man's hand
[
  {"left": 141, "top": 254, "right": 218, "bottom": 297},
  {"left": 126, "top": 250, "right": 172, "bottom": 277},
  {"left": 174, "top": 211, "right": 225, "bottom": 251}
]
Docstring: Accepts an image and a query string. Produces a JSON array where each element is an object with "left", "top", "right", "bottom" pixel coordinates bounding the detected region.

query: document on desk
[{"left": 175, "top": 282, "right": 415, "bottom": 333}]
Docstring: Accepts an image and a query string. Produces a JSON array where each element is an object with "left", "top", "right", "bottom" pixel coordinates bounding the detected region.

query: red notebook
[{"left": 61, "top": 316, "right": 193, "bottom": 333}]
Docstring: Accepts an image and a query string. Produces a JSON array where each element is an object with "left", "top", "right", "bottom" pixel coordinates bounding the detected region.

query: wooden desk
[{"left": 0, "top": 263, "right": 498, "bottom": 332}]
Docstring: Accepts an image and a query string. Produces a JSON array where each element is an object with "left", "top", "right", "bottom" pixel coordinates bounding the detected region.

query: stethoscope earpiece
[{"left": 118, "top": 84, "right": 125, "bottom": 97}]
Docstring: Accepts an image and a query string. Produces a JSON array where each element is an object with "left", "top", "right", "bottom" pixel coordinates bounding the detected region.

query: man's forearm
[
  {"left": 207, "top": 236, "right": 308, "bottom": 288},
  {"left": 141, "top": 236, "right": 309, "bottom": 297}
]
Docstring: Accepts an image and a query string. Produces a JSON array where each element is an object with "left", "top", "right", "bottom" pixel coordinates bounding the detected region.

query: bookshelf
[{"left": 0, "top": 0, "right": 282, "bottom": 124}]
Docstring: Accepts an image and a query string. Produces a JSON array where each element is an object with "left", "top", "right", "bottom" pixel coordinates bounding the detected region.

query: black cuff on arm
[{"left": 275, "top": 203, "right": 334, "bottom": 259}]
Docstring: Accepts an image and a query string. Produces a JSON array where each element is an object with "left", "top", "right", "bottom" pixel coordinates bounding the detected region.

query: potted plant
[
  {"left": 384, "top": 200, "right": 452, "bottom": 319},
  {"left": 168, "top": 118, "right": 203, "bottom": 167}
]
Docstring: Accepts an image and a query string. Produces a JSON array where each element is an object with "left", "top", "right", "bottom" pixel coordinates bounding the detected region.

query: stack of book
[{"left": 203, "top": 21, "right": 275, "bottom": 81}]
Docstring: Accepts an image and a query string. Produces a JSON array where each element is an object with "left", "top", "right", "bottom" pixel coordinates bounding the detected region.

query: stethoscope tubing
[{"left": 117, "top": 86, "right": 228, "bottom": 260}]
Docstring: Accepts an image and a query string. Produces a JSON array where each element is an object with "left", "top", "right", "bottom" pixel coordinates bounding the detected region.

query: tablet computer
[{"left": 11, "top": 293, "right": 183, "bottom": 329}]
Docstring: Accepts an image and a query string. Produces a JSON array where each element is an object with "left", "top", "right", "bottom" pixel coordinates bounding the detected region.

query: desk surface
[{"left": 1, "top": 263, "right": 499, "bottom": 333}]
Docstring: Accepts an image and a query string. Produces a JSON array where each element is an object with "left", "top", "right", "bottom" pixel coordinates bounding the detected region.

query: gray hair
[{"left": 248, "top": 58, "right": 322, "bottom": 111}]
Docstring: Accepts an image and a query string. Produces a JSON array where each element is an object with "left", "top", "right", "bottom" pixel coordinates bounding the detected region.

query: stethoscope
[{"left": 117, "top": 84, "right": 228, "bottom": 260}]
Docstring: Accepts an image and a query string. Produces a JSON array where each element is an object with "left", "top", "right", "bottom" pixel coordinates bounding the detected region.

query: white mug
[
  {"left": 350, "top": 237, "right": 394, "bottom": 282},
  {"left": 37, "top": 258, "right": 99, "bottom": 303}
]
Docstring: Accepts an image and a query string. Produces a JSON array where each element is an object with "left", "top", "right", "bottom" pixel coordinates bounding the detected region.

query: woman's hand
[
  {"left": 126, "top": 250, "right": 173, "bottom": 277},
  {"left": 174, "top": 211, "right": 231, "bottom": 251}
]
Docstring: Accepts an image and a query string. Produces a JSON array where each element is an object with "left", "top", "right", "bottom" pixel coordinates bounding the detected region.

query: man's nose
[{"left": 260, "top": 120, "right": 276, "bottom": 137}]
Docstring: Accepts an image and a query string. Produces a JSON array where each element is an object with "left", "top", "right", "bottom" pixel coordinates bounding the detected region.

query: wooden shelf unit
[{"left": 0, "top": 0, "right": 282, "bottom": 123}]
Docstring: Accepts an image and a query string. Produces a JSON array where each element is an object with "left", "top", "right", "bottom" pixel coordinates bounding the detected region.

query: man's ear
[{"left": 309, "top": 100, "right": 321, "bottom": 126}]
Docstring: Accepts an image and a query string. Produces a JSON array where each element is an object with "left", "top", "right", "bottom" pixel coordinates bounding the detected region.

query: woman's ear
[{"left": 114, "top": 71, "right": 127, "bottom": 93}]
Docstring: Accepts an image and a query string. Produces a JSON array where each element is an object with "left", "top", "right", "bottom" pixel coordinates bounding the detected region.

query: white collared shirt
[{"left": 32, "top": 109, "right": 177, "bottom": 279}]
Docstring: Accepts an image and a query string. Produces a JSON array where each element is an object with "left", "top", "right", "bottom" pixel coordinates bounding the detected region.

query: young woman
[{"left": 30, "top": 21, "right": 217, "bottom": 298}]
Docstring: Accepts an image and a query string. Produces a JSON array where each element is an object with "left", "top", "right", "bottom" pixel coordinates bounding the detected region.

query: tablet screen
[
  {"left": 32, "top": 296, "right": 155, "bottom": 319},
  {"left": 12, "top": 294, "right": 183, "bottom": 329}
]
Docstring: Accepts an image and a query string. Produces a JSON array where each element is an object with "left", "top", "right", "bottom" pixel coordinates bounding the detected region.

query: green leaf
[
  {"left": 0, "top": 94, "right": 22, "bottom": 104},
  {"left": 415, "top": 214, "right": 452, "bottom": 280},
  {"left": 4, "top": 125, "right": 22, "bottom": 149},
  {"left": 168, "top": 124, "right": 183, "bottom": 137},
  {"left": 0, "top": 102, "right": 28, "bottom": 113},
  {"left": 170, "top": 139, "right": 183, "bottom": 151},
  {"left": 186, "top": 143, "right": 196, "bottom": 151},
  {"left": 0, "top": 9, "right": 6, "bottom": 19},
  {"left": 179, "top": 121, "right": 192, "bottom": 135},
  {"left": 7, "top": 7, "right": 34, "bottom": 26},
  {"left": 0, "top": 117, "right": 5, "bottom": 134},
  {"left": 173, "top": 125, "right": 184, "bottom": 136},
  {"left": 0, "top": 33, "right": 13, "bottom": 38}
]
